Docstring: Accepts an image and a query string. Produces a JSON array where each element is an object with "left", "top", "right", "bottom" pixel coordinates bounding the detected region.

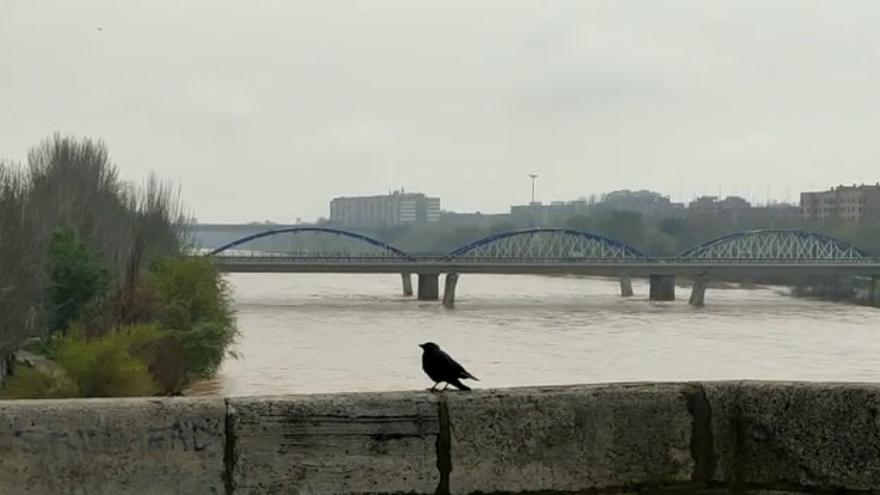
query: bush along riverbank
[{"left": 0, "top": 135, "right": 236, "bottom": 399}]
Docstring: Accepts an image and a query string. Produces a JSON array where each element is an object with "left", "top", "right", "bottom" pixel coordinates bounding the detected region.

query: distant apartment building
[
  {"left": 509, "top": 200, "right": 591, "bottom": 223},
  {"left": 800, "top": 184, "right": 880, "bottom": 222},
  {"left": 751, "top": 203, "right": 801, "bottom": 222},
  {"left": 508, "top": 190, "right": 687, "bottom": 224},
  {"left": 599, "top": 189, "right": 685, "bottom": 216},
  {"left": 688, "top": 195, "right": 751, "bottom": 215},
  {"left": 439, "top": 211, "right": 512, "bottom": 228},
  {"left": 329, "top": 190, "right": 440, "bottom": 226}
]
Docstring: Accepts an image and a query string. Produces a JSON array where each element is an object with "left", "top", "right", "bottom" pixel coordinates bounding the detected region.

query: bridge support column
[
  {"left": 649, "top": 274, "right": 675, "bottom": 301},
  {"left": 417, "top": 273, "right": 439, "bottom": 300},
  {"left": 443, "top": 273, "right": 459, "bottom": 308},
  {"left": 619, "top": 276, "right": 634, "bottom": 297},
  {"left": 872, "top": 276, "right": 880, "bottom": 307},
  {"left": 689, "top": 275, "right": 708, "bottom": 307},
  {"left": 401, "top": 273, "right": 413, "bottom": 296}
]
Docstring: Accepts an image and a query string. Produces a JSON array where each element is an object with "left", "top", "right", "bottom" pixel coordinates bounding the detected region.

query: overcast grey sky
[{"left": 2, "top": 1, "right": 879, "bottom": 222}]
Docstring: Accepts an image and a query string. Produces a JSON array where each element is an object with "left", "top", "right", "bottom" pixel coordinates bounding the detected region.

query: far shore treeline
[{"left": 0, "top": 135, "right": 236, "bottom": 399}]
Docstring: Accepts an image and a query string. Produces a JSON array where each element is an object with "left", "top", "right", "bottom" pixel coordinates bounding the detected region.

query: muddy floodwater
[{"left": 188, "top": 273, "right": 880, "bottom": 396}]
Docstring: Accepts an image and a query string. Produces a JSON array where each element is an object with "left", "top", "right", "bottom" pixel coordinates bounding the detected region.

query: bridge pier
[
  {"left": 649, "top": 274, "right": 675, "bottom": 301},
  {"left": 443, "top": 273, "right": 459, "bottom": 307},
  {"left": 619, "top": 276, "right": 634, "bottom": 297},
  {"left": 872, "top": 276, "right": 880, "bottom": 307},
  {"left": 417, "top": 273, "right": 439, "bottom": 300},
  {"left": 689, "top": 275, "right": 708, "bottom": 307},
  {"left": 401, "top": 273, "right": 413, "bottom": 296}
]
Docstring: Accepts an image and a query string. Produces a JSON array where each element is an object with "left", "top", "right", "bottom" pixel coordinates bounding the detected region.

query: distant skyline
[
  {"left": 3, "top": 1, "right": 880, "bottom": 222},
  {"left": 225, "top": 185, "right": 811, "bottom": 224}
]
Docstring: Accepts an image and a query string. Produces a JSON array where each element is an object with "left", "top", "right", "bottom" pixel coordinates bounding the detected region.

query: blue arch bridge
[{"left": 205, "top": 227, "right": 880, "bottom": 307}]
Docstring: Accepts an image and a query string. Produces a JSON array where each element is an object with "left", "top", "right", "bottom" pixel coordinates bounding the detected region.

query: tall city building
[
  {"left": 330, "top": 190, "right": 440, "bottom": 226},
  {"left": 800, "top": 184, "right": 880, "bottom": 222}
]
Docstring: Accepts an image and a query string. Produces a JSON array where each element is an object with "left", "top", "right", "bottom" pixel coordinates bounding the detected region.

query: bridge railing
[
  {"left": 209, "top": 255, "right": 880, "bottom": 265},
  {"left": 211, "top": 255, "right": 420, "bottom": 263},
  {"left": 669, "top": 257, "right": 877, "bottom": 264},
  {"left": 210, "top": 255, "right": 658, "bottom": 264}
]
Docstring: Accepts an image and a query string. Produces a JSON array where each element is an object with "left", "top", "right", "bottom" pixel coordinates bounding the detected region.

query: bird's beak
[{"left": 418, "top": 344, "right": 425, "bottom": 349}]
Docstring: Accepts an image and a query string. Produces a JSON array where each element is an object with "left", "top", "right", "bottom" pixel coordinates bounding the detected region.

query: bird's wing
[{"left": 438, "top": 350, "right": 478, "bottom": 380}]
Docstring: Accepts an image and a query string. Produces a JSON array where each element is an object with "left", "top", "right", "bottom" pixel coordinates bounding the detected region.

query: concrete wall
[
  {"left": 2, "top": 382, "right": 880, "bottom": 494},
  {"left": 0, "top": 397, "right": 227, "bottom": 494}
]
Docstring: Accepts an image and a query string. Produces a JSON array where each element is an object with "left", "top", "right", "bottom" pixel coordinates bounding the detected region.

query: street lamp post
[
  {"left": 528, "top": 173, "right": 538, "bottom": 204},
  {"left": 528, "top": 173, "right": 539, "bottom": 227}
]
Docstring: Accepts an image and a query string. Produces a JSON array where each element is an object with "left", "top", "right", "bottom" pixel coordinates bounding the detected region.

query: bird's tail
[
  {"left": 463, "top": 371, "right": 479, "bottom": 381},
  {"left": 449, "top": 378, "right": 471, "bottom": 391}
]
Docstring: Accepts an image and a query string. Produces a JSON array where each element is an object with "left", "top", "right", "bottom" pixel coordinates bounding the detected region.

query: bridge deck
[{"left": 211, "top": 257, "right": 880, "bottom": 277}]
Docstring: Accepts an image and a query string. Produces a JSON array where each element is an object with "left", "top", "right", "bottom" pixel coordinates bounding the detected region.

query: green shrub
[
  {"left": 7, "top": 254, "right": 236, "bottom": 399},
  {"left": 16, "top": 324, "right": 187, "bottom": 398},
  {"left": 147, "top": 257, "right": 237, "bottom": 377},
  {"left": 0, "top": 366, "right": 80, "bottom": 399},
  {"left": 55, "top": 328, "right": 159, "bottom": 397},
  {"left": 45, "top": 228, "right": 110, "bottom": 335},
  {"left": 117, "top": 323, "right": 188, "bottom": 394}
]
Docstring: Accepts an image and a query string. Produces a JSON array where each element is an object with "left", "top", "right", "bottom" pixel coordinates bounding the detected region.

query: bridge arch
[
  {"left": 444, "top": 228, "right": 645, "bottom": 261},
  {"left": 677, "top": 229, "right": 871, "bottom": 261},
  {"left": 207, "top": 227, "right": 411, "bottom": 258}
]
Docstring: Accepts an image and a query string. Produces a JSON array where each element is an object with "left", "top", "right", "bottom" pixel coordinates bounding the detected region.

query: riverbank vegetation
[{"left": 0, "top": 135, "right": 236, "bottom": 399}]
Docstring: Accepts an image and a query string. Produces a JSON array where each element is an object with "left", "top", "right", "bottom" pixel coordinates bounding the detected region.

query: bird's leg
[
  {"left": 442, "top": 383, "right": 449, "bottom": 391},
  {"left": 429, "top": 382, "right": 439, "bottom": 392}
]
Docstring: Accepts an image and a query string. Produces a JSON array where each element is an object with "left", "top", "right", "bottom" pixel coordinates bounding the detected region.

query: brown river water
[{"left": 188, "top": 273, "right": 880, "bottom": 396}]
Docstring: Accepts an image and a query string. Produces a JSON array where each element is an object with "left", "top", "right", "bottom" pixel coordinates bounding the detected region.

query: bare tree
[
  {"left": 0, "top": 161, "right": 42, "bottom": 351},
  {"left": 0, "top": 135, "right": 191, "bottom": 351}
]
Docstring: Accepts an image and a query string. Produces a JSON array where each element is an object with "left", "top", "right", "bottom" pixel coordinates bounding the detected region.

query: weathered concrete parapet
[
  {"left": 0, "top": 397, "right": 226, "bottom": 494},
  {"left": 3, "top": 383, "right": 880, "bottom": 494},
  {"left": 227, "top": 392, "right": 441, "bottom": 494},
  {"left": 705, "top": 381, "right": 880, "bottom": 492},
  {"left": 444, "top": 383, "right": 697, "bottom": 493}
]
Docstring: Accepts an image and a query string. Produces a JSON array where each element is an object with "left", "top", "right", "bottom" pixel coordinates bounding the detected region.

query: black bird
[{"left": 419, "top": 342, "right": 478, "bottom": 391}]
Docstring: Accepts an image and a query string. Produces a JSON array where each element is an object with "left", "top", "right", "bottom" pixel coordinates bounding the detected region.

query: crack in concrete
[
  {"left": 223, "top": 399, "right": 237, "bottom": 495},
  {"left": 685, "top": 383, "right": 716, "bottom": 485},
  {"left": 435, "top": 395, "right": 451, "bottom": 495}
]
